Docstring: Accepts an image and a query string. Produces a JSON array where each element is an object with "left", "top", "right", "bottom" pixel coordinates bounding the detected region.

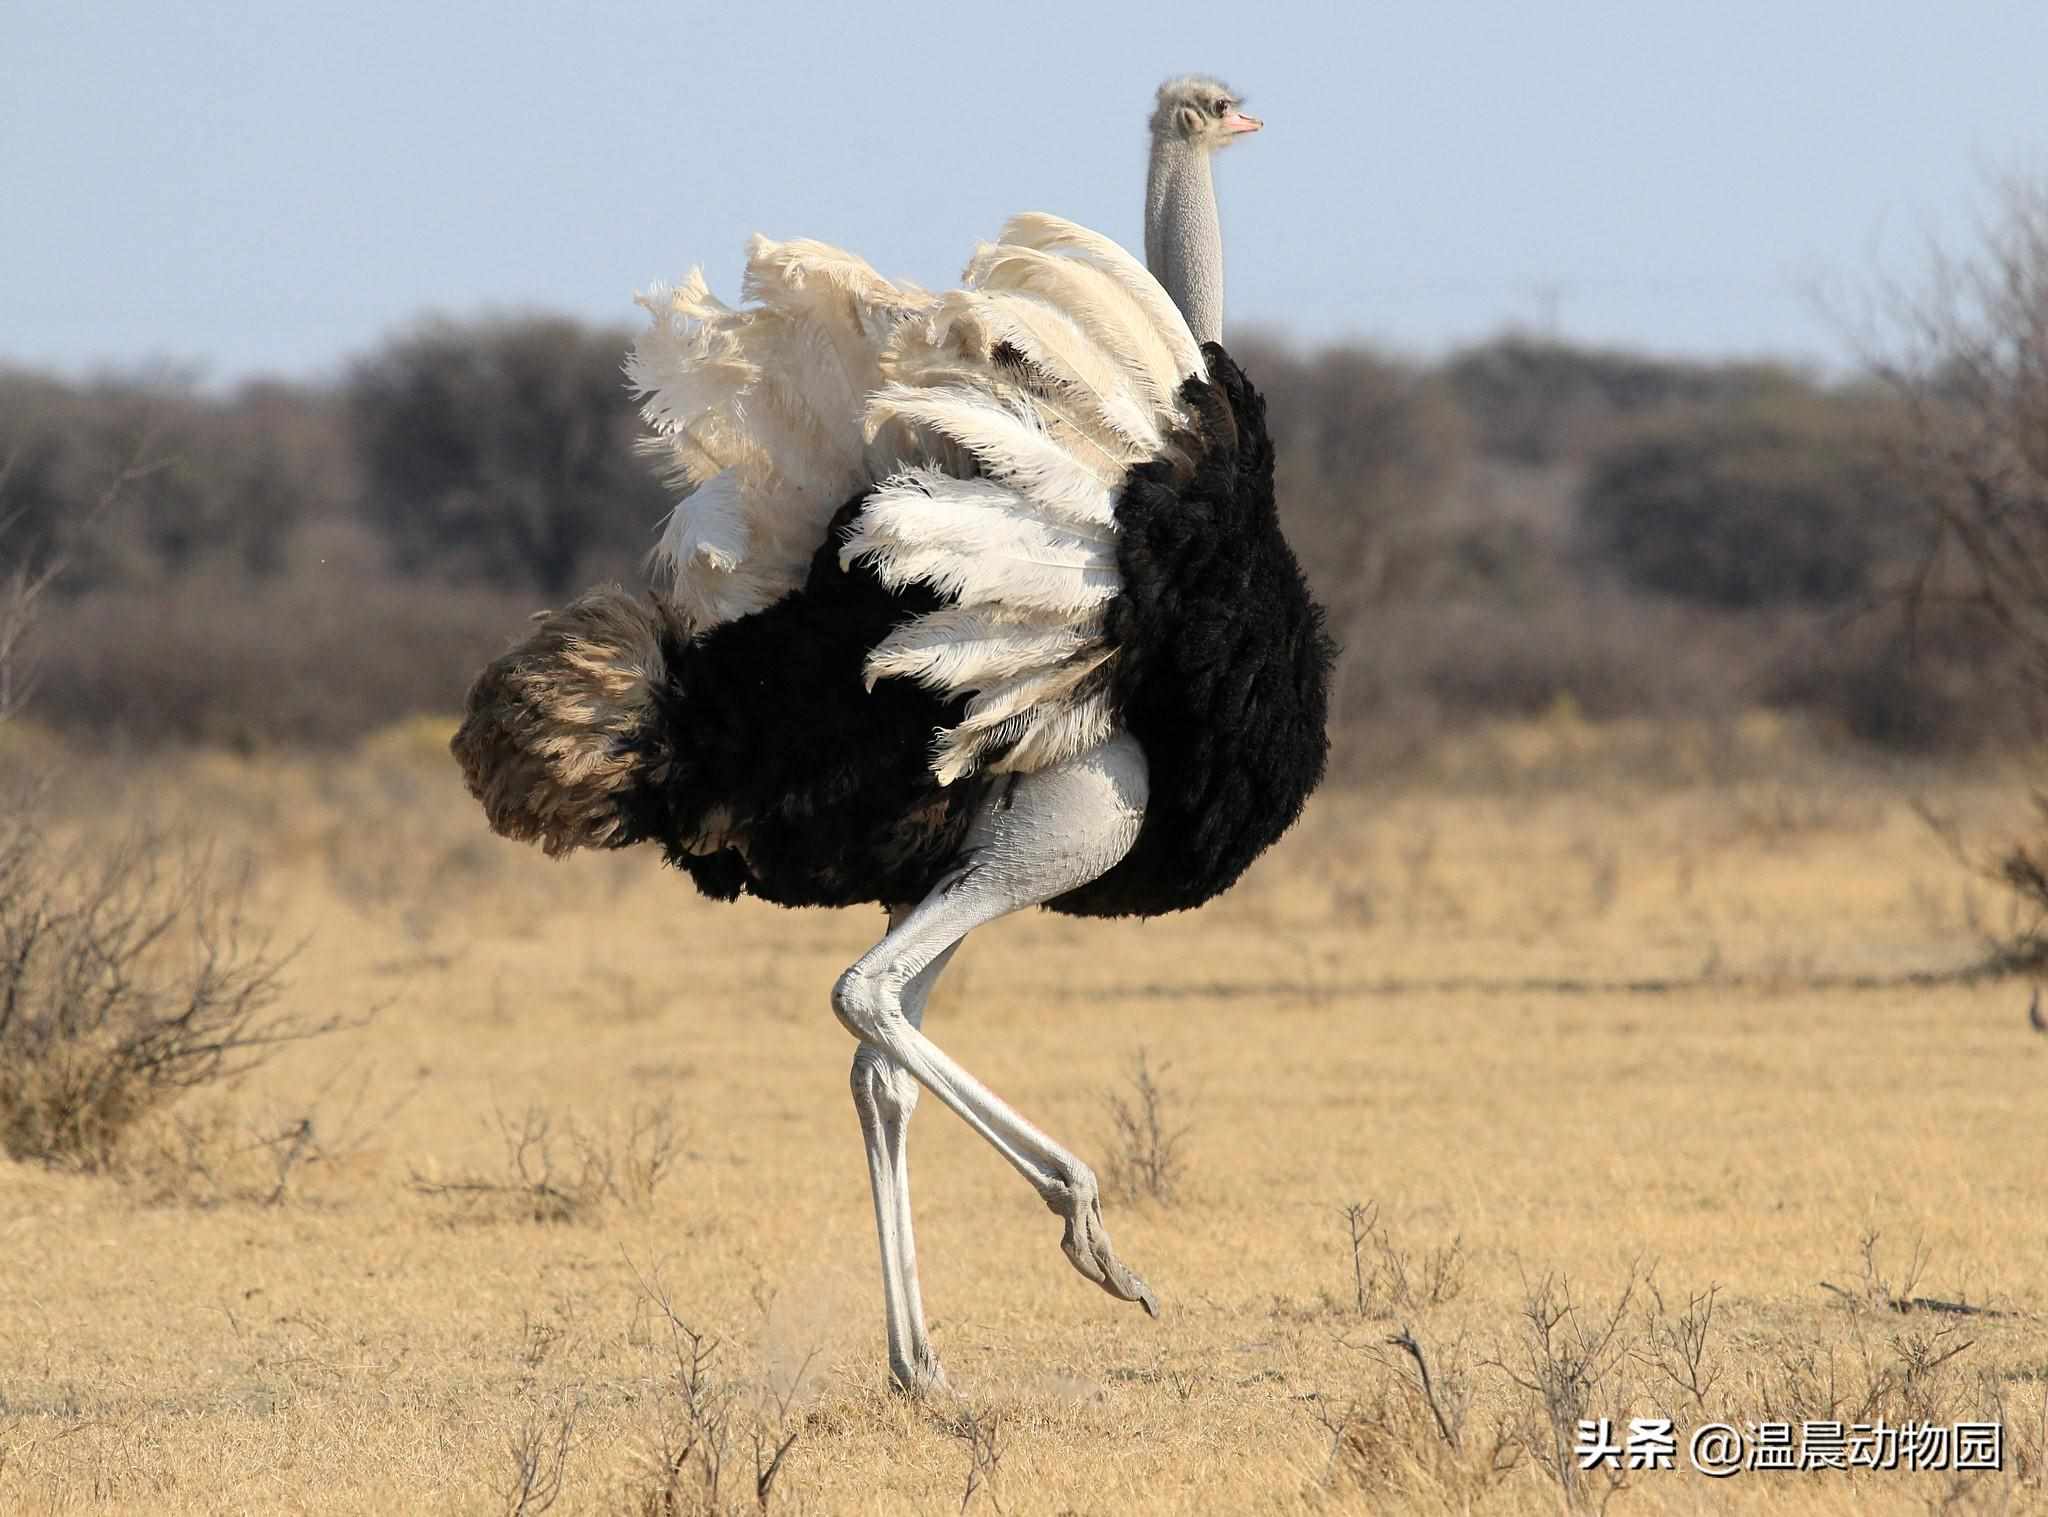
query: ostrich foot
[
  {"left": 1050, "top": 1170, "right": 1159, "bottom": 1317},
  {"left": 890, "top": 1344, "right": 951, "bottom": 1397}
]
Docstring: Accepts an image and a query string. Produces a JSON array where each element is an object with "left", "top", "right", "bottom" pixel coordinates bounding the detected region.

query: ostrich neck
[{"left": 1145, "top": 139, "right": 1224, "bottom": 347}]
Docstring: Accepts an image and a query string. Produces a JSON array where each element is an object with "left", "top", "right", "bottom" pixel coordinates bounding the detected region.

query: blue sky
[{"left": 4, "top": 0, "right": 2044, "bottom": 382}]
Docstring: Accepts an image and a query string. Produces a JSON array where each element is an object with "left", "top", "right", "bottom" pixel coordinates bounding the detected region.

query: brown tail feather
[{"left": 451, "top": 587, "right": 682, "bottom": 857}]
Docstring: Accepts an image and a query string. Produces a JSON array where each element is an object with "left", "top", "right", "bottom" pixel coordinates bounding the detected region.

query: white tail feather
[
  {"left": 864, "top": 609, "right": 1099, "bottom": 693},
  {"left": 956, "top": 648, "right": 1115, "bottom": 732},
  {"left": 960, "top": 246, "right": 1183, "bottom": 419},
  {"left": 863, "top": 387, "right": 1117, "bottom": 529},
  {"left": 925, "top": 290, "right": 1163, "bottom": 457},
  {"left": 963, "top": 690, "right": 1118, "bottom": 780},
  {"left": 654, "top": 467, "right": 747, "bottom": 576},
  {"left": 848, "top": 478, "right": 1114, "bottom": 566},
  {"left": 631, "top": 211, "right": 1198, "bottom": 782},
  {"left": 927, "top": 653, "right": 1118, "bottom": 784},
  {"left": 996, "top": 213, "right": 1207, "bottom": 382},
  {"left": 848, "top": 530, "right": 1117, "bottom": 618}
]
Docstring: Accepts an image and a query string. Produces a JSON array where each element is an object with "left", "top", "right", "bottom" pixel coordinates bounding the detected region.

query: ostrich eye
[{"left": 1214, "top": 100, "right": 1232, "bottom": 116}]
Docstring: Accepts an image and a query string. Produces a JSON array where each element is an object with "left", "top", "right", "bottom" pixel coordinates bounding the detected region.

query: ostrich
[{"left": 453, "top": 75, "right": 1332, "bottom": 1392}]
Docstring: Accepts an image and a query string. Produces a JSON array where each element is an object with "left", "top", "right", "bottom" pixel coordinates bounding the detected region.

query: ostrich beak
[{"left": 1222, "top": 109, "right": 1263, "bottom": 134}]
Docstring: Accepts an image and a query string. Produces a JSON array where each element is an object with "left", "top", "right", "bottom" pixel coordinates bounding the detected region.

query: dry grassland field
[{"left": 3, "top": 712, "right": 2046, "bottom": 1516}]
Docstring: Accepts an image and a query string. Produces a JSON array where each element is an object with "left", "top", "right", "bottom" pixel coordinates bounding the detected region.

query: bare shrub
[
  {"left": 0, "top": 419, "right": 346, "bottom": 1169},
  {"left": 1307, "top": 1333, "right": 1520, "bottom": 1509},
  {"left": 1753, "top": 1315, "right": 1985, "bottom": 1436},
  {"left": 1876, "top": 168, "right": 2048, "bottom": 683},
  {"left": 1489, "top": 1267, "right": 1642, "bottom": 1511},
  {"left": 0, "top": 817, "right": 339, "bottom": 1169},
  {"left": 1906, "top": 794, "right": 2048, "bottom": 971},
  {"left": 1100, "top": 1048, "right": 1189, "bottom": 1206},
  {"left": 1635, "top": 1280, "right": 1722, "bottom": 1412},
  {"left": 501, "top": 1392, "right": 581, "bottom": 1517},
  {"left": 940, "top": 1404, "right": 1006, "bottom": 1516},
  {"left": 0, "top": 553, "right": 57, "bottom": 724},
  {"left": 1818, "top": 1229, "right": 2005, "bottom": 1319},
  {"left": 1990, "top": 813, "right": 2048, "bottom": 970},
  {"left": 622, "top": 1262, "right": 803, "bottom": 1517},
  {"left": 1336, "top": 1200, "right": 1467, "bottom": 1318},
  {"left": 1871, "top": 167, "right": 2048, "bottom": 846},
  {"left": 409, "top": 1099, "right": 680, "bottom": 1224}
]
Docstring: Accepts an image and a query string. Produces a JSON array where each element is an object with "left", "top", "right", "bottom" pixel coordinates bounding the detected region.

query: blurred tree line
[{"left": 2, "top": 173, "right": 2042, "bottom": 760}]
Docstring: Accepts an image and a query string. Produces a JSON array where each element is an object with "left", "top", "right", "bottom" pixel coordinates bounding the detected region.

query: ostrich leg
[
  {"left": 834, "top": 732, "right": 1157, "bottom": 1394},
  {"left": 850, "top": 924, "right": 959, "bottom": 1393}
]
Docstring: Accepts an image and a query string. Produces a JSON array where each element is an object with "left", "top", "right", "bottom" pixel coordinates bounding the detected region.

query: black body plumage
[
  {"left": 599, "top": 343, "right": 1333, "bottom": 916},
  {"left": 1050, "top": 344, "right": 1335, "bottom": 917},
  {"left": 613, "top": 506, "right": 990, "bottom": 909}
]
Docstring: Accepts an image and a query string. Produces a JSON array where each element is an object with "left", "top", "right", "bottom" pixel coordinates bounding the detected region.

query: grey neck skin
[{"left": 1144, "top": 137, "right": 1224, "bottom": 347}]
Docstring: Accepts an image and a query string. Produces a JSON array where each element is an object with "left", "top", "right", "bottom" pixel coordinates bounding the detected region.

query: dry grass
[{"left": 1, "top": 713, "right": 2045, "bottom": 1514}]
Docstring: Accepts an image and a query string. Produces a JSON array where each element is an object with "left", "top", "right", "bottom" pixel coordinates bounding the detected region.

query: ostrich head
[
  {"left": 1145, "top": 75, "right": 1259, "bottom": 346},
  {"left": 1148, "top": 75, "right": 1262, "bottom": 153}
]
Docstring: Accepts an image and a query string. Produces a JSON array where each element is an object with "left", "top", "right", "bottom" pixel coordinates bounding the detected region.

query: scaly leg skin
[
  {"left": 835, "top": 733, "right": 1158, "bottom": 1396},
  {"left": 850, "top": 928, "right": 959, "bottom": 1394}
]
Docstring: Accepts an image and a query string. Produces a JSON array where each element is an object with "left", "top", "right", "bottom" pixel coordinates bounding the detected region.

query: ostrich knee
[
  {"left": 833, "top": 963, "right": 901, "bottom": 1048},
  {"left": 850, "top": 1045, "right": 918, "bottom": 1129}
]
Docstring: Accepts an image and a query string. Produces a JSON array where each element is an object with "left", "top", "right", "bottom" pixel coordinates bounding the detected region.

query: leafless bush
[
  {"left": 1336, "top": 1200, "right": 1467, "bottom": 1318},
  {"left": 409, "top": 1099, "right": 680, "bottom": 1224},
  {"left": 1754, "top": 1314, "right": 1985, "bottom": 1436},
  {"left": 0, "top": 555, "right": 57, "bottom": 725},
  {"left": 1831, "top": 1227, "right": 1933, "bottom": 1314},
  {"left": 0, "top": 817, "right": 340, "bottom": 1169},
  {"left": 0, "top": 426, "right": 347, "bottom": 1169},
  {"left": 1906, "top": 793, "right": 2048, "bottom": 971},
  {"left": 1876, "top": 168, "right": 2048, "bottom": 685},
  {"left": 940, "top": 1405, "right": 1006, "bottom": 1516},
  {"left": 1818, "top": 1228, "right": 2005, "bottom": 1320},
  {"left": 501, "top": 1392, "right": 582, "bottom": 1517},
  {"left": 1635, "top": 1280, "right": 1722, "bottom": 1412},
  {"left": 1306, "top": 1333, "right": 1520, "bottom": 1509},
  {"left": 622, "top": 1262, "right": 803, "bottom": 1517},
  {"left": 1100, "top": 1048, "right": 1189, "bottom": 1206},
  {"left": 1489, "top": 1267, "right": 1642, "bottom": 1511}
]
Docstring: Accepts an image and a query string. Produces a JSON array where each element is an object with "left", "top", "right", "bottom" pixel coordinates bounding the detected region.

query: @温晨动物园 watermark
[{"left": 1575, "top": 1418, "right": 2003, "bottom": 1477}]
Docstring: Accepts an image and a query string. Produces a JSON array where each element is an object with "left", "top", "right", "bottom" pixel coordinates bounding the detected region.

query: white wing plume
[
  {"left": 629, "top": 239, "right": 934, "bottom": 626},
  {"left": 629, "top": 214, "right": 1206, "bottom": 783}
]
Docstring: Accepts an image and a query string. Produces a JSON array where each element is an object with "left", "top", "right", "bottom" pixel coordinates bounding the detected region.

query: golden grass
[{"left": 2, "top": 716, "right": 2045, "bottom": 1515}]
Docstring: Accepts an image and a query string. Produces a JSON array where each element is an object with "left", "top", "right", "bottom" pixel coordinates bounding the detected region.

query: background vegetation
[{"left": 6, "top": 182, "right": 2041, "bottom": 767}]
